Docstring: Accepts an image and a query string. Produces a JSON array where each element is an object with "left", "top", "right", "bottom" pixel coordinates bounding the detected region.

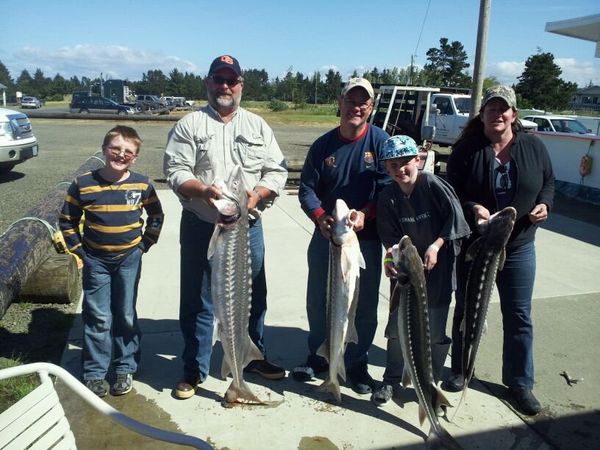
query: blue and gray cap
[{"left": 381, "top": 135, "right": 418, "bottom": 161}]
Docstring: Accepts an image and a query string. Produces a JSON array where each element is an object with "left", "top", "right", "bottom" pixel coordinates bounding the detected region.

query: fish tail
[
  {"left": 224, "top": 379, "right": 263, "bottom": 404},
  {"left": 427, "top": 425, "right": 463, "bottom": 450},
  {"left": 318, "top": 378, "right": 342, "bottom": 403}
]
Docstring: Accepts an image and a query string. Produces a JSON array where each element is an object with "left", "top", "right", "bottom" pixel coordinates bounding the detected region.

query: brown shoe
[
  {"left": 175, "top": 376, "right": 200, "bottom": 399},
  {"left": 244, "top": 359, "right": 285, "bottom": 380}
]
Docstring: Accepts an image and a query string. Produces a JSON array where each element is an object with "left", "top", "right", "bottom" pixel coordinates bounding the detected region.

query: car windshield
[
  {"left": 550, "top": 119, "right": 589, "bottom": 134},
  {"left": 454, "top": 97, "right": 471, "bottom": 114}
]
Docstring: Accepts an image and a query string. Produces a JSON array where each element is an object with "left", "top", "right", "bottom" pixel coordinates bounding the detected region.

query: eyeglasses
[
  {"left": 343, "top": 99, "right": 372, "bottom": 111},
  {"left": 107, "top": 146, "right": 137, "bottom": 161},
  {"left": 209, "top": 75, "right": 243, "bottom": 87}
]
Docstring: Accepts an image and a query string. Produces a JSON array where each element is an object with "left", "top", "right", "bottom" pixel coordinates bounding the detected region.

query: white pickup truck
[
  {"left": 0, "top": 107, "right": 39, "bottom": 175},
  {"left": 428, "top": 93, "right": 538, "bottom": 145}
]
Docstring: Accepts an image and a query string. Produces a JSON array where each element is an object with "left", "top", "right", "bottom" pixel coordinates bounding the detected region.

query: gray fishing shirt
[{"left": 163, "top": 104, "right": 288, "bottom": 223}]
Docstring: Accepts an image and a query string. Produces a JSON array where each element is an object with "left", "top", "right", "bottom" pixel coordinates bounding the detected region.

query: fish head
[
  {"left": 478, "top": 206, "right": 516, "bottom": 247},
  {"left": 213, "top": 165, "right": 248, "bottom": 227},
  {"left": 330, "top": 199, "right": 355, "bottom": 245},
  {"left": 393, "top": 236, "right": 423, "bottom": 285}
]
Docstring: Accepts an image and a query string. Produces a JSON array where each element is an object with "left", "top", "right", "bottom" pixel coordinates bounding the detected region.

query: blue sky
[{"left": 2, "top": 0, "right": 599, "bottom": 87}]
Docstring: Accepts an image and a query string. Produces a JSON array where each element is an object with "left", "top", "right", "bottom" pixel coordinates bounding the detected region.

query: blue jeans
[
  {"left": 305, "top": 230, "right": 382, "bottom": 372},
  {"left": 450, "top": 241, "right": 536, "bottom": 389},
  {"left": 383, "top": 281, "right": 451, "bottom": 383},
  {"left": 179, "top": 209, "right": 267, "bottom": 381},
  {"left": 81, "top": 249, "right": 142, "bottom": 380}
]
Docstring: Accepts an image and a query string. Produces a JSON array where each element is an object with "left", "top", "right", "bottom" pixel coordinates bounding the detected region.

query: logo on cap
[{"left": 220, "top": 55, "right": 234, "bottom": 65}]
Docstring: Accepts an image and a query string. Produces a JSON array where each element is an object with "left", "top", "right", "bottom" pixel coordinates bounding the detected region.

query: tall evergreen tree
[
  {"left": 0, "top": 61, "right": 14, "bottom": 91},
  {"left": 515, "top": 51, "right": 577, "bottom": 111},
  {"left": 423, "top": 37, "right": 471, "bottom": 88}
]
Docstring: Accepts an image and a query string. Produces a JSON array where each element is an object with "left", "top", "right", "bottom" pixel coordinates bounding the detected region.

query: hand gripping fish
[
  {"left": 393, "top": 236, "right": 462, "bottom": 450},
  {"left": 460, "top": 206, "right": 517, "bottom": 396},
  {"left": 316, "top": 199, "right": 365, "bottom": 403},
  {"left": 208, "top": 165, "right": 264, "bottom": 404}
]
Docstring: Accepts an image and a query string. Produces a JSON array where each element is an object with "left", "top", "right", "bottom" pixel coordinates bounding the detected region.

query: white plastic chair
[{"left": 0, "top": 362, "right": 211, "bottom": 449}]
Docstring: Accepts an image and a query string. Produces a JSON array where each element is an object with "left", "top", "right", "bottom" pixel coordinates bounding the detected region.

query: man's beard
[{"left": 208, "top": 92, "right": 240, "bottom": 110}]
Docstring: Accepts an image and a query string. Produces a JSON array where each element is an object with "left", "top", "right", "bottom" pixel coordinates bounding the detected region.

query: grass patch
[{"left": 0, "top": 357, "right": 39, "bottom": 413}]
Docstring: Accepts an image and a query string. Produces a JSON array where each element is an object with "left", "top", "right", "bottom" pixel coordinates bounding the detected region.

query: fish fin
[
  {"left": 483, "top": 319, "right": 488, "bottom": 336},
  {"left": 434, "top": 384, "right": 453, "bottom": 411},
  {"left": 346, "top": 296, "right": 359, "bottom": 344},
  {"left": 418, "top": 403, "right": 426, "bottom": 425},
  {"left": 464, "top": 237, "right": 482, "bottom": 263},
  {"left": 316, "top": 343, "right": 329, "bottom": 363},
  {"left": 338, "top": 358, "right": 347, "bottom": 383},
  {"left": 224, "top": 379, "right": 263, "bottom": 405},
  {"left": 357, "top": 250, "right": 366, "bottom": 270},
  {"left": 498, "top": 248, "right": 507, "bottom": 271},
  {"left": 401, "top": 368, "right": 412, "bottom": 388},
  {"left": 318, "top": 378, "right": 342, "bottom": 403},
  {"left": 346, "top": 321, "right": 358, "bottom": 345},
  {"left": 450, "top": 383, "right": 470, "bottom": 422},
  {"left": 212, "top": 319, "right": 220, "bottom": 345},
  {"left": 207, "top": 224, "right": 221, "bottom": 259},
  {"left": 220, "top": 354, "right": 231, "bottom": 380},
  {"left": 245, "top": 339, "right": 265, "bottom": 367}
]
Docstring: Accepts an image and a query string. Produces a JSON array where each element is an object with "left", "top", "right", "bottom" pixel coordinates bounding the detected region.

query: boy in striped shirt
[{"left": 60, "top": 125, "right": 164, "bottom": 397}]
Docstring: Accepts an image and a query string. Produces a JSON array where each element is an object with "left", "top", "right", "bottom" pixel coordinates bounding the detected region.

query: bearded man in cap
[
  {"left": 293, "top": 78, "right": 391, "bottom": 395},
  {"left": 164, "top": 55, "right": 288, "bottom": 399}
]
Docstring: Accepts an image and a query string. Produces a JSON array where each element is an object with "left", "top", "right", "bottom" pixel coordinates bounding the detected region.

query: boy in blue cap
[{"left": 373, "top": 135, "right": 470, "bottom": 405}]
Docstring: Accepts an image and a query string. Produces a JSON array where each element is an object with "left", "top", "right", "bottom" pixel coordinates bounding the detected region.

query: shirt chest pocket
[
  {"left": 193, "top": 135, "right": 213, "bottom": 174},
  {"left": 234, "top": 134, "right": 266, "bottom": 173}
]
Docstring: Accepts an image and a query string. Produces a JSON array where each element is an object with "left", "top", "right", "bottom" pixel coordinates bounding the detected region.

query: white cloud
[
  {"left": 9, "top": 44, "right": 200, "bottom": 80},
  {"left": 488, "top": 58, "right": 600, "bottom": 87}
]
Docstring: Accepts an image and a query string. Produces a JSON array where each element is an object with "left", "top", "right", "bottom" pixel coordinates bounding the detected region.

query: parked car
[
  {"left": 0, "top": 107, "right": 39, "bottom": 174},
  {"left": 522, "top": 115, "right": 594, "bottom": 135},
  {"left": 70, "top": 96, "right": 136, "bottom": 115},
  {"left": 21, "top": 96, "right": 42, "bottom": 109},
  {"left": 132, "top": 94, "right": 170, "bottom": 113}
]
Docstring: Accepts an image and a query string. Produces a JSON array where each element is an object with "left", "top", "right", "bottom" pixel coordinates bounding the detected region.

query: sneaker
[
  {"left": 291, "top": 354, "right": 329, "bottom": 382},
  {"left": 175, "top": 375, "right": 201, "bottom": 400},
  {"left": 244, "top": 359, "right": 285, "bottom": 380},
  {"left": 371, "top": 383, "right": 394, "bottom": 405},
  {"left": 85, "top": 379, "right": 109, "bottom": 398},
  {"left": 347, "top": 365, "right": 375, "bottom": 395},
  {"left": 112, "top": 373, "right": 133, "bottom": 396},
  {"left": 441, "top": 373, "right": 465, "bottom": 392},
  {"left": 509, "top": 388, "right": 542, "bottom": 416}
]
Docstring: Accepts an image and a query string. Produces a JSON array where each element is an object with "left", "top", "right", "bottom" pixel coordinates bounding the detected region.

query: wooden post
[
  {"left": 19, "top": 251, "right": 81, "bottom": 304},
  {"left": 0, "top": 154, "right": 104, "bottom": 318}
]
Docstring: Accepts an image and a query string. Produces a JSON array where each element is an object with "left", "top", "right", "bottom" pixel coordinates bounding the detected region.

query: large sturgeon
[
  {"left": 208, "top": 165, "right": 263, "bottom": 404},
  {"left": 460, "top": 206, "right": 517, "bottom": 392},
  {"left": 316, "top": 199, "right": 365, "bottom": 403},
  {"left": 393, "top": 236, "right": 461, "bottom": 450}
]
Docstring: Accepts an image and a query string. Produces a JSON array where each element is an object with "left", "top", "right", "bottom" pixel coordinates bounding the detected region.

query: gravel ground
[{"left": 0, "top": 117, "right": 329, "bottom": 365}]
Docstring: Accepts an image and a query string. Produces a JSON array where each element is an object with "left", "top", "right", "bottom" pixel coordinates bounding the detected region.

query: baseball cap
[
  {"left": 341, "top": 78, "right": 374, "bottom": 99},
  {"left": 381, "top": 135, "right": 418, "bottom": 161},
  {"left": 481, "top": 85, "right": 517, "bottom": 110},
  {"left": 208, "top": 55, "right": 242, "bottom": 77}
]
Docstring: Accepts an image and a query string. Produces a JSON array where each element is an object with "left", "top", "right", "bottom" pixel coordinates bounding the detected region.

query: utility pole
[{"left": 470, "top": 0, "right": 491, "bottom": 118}]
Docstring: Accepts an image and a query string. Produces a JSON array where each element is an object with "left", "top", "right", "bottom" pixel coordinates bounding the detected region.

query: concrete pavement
[{"left": 61, "top": 189, "right": 600, "bottom": 449}]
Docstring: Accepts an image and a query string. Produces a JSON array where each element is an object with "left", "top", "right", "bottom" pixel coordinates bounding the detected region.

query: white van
[{"left": 0, "top": 108, "right": 39, "bottom": 174}]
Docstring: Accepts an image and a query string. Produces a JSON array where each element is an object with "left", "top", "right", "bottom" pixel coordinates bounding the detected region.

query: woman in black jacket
[{"left": 443, "top": 85, "right": 554, "bottom": 416}]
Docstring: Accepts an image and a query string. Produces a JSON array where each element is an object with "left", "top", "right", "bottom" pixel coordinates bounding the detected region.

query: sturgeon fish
[
  {"left": 460, "top": 206, "right": 517, "bottom": 392},
  {"left": 208, "top": 165, "right": 263, "bottom": 404},
  {"left": 393, "top": 236, "right": 462, "bottom": 450},
  {"left": 316, "top": 199, "right": 365, "bottom": 403}
]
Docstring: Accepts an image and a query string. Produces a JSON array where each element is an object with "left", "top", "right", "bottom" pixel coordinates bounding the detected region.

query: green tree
[
  {"left": 16, "top": 70, "right": 33, "bottom": 96},
  {"left": 515, "top": 51, "right": 577, "bottom": 111},
  {"left": 423, "top": 37, "right": 471, "bottom": 88},
  {"left": 323, "top": 69, "right": 342, "bottom": 103},
  {"left": 0, "top": 61, "right": 14, "bottom": 91},
  {"left": 242, "top": 69, "right": 270, "bottom": 101}
]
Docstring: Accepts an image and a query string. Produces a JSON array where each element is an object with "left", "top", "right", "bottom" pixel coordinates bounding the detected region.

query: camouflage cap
[
  {"left": 481, "top": 85, "right": 517, "bottom": 110},
  {"left": 381, "top": 135, "right": 418, "bottom": 161}
]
